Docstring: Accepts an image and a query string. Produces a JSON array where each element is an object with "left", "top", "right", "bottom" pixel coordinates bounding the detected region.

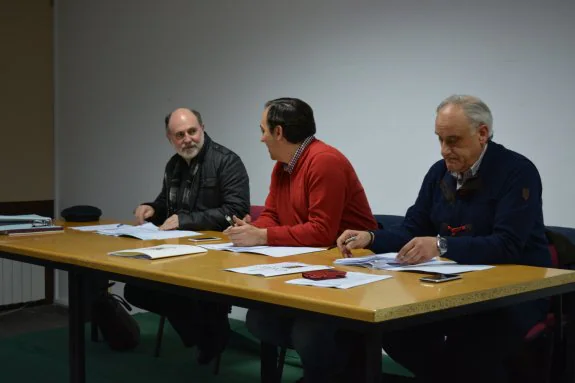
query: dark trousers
[
  {"left": 246, "top": 309, "right": 352, "bottom": 383},
  {"left": 123, "top": 284, "right": 230, "bottom": 351},
  {"left": 381, "top": 301, "right": 548, "bottom": 383}
]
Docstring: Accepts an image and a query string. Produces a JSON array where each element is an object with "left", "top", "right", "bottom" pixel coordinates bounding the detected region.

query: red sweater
[{"left": 253, "top": 140, "right": 377, "bottom": 246}]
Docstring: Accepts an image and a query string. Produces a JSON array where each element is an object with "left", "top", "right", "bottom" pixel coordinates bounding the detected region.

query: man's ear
[
  {"left": 273, "top": 125, "right": 283, "bottom": 140},
  {"left": 477, "top": 124, "right": 489, "bottom": 144}
]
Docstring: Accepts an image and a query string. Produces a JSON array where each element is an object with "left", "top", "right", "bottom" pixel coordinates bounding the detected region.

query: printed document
[
  {"left": 199, "top": 243, "right": 326, "bottom": 257},
  {"left": 70, "top": 223, "right": 127, "bottom": 232},
  {"left": 387, "top": 264, "right": 494, "bottom": 273},
  {"left": 0, "top": 214, "right": 53, "bottom": 230},
  {"left": 334, "top": 253, "right": 455, "bottom": 269},
  {"left": 94, "top": 222, "right": 201, "bottom": 240},
  {"left": 108, "top": 244, "right": 207, "bottom": 259},
  {"left": 226, "top": 262, "right": 331, "bottom": 277},
  {"left": 286, "top": 271, "right": 392, "bottom": 289}
]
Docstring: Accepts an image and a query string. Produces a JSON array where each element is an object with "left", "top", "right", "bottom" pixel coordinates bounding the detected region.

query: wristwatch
[{"left": 436, "top": 235, "right": 448, "bottom": 256}]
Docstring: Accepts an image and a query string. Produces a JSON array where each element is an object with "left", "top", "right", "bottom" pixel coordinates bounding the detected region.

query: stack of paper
[
  {"left": 226, "top": 262, "right": 331, "bottom": 277},
  {"left": 84, "top": 222, "right": 202, "bottom": 240},
  {"left": 0, "top": 214, "right": 53, "bottom": 230},
  {"left": 199, "top": 243, "right": 326, "bottom": 257},
  {"left": 334, "top": 253, "right": 455, "bottom": 269},
  {"left": 335, "top": 253, "right": 494, "bottom": 274},
  {"left": 286, "top": 271, "right": 392, "bottom": 289},
  {"left": 0, "top": 214, "right": 61, "bottom": 236},
  {"left": 108, "top": 244, "right": 207, "bottom": 259},
  {"left": 70, "top": 223, "right": 128, "bottom": 232},
  {"left": 387, "top": 264, "right": 494, "bottom": 273}
]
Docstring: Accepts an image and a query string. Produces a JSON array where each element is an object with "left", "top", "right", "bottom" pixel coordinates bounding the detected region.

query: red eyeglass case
[{"left": 302, "top": 269, "right": 347, "bottom": 280}]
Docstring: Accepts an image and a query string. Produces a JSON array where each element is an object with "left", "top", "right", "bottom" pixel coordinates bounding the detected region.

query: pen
[
  {"left": 343, "top": 235, "right": 357, "bottom": 245},
  {"left": 328, "top": 235, "right": 358, "bottom": 250},
  {"left": 225, "top": 215, "right": 236, "bottom": 227}
]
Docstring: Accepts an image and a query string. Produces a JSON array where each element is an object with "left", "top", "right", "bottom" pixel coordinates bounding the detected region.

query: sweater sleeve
[
  {"left": 445, "top": 161, "right": 544, "bottom": 265},
  {"left": 371, "top": 166, "right": 437, "bottom": 253},
  {"left": 263, "top": 153, "right": 349, "bottom": 247},
  {"left": 251, "top": 164, "right": 282, "bottom": 228}
]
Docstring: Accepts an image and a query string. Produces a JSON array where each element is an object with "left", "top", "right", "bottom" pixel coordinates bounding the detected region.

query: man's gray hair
[{"left": 436, "top": 95, "right": 494, "bottom": 139}]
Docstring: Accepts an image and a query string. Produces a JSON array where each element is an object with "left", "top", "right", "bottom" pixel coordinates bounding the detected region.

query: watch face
[{"left": 439, "top": 237, "right": 448, "bottom": 253}]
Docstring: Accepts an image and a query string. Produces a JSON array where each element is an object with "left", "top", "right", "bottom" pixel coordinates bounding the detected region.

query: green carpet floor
[{"left": 0, "top": 313, "right": 412, "bottom": 382}]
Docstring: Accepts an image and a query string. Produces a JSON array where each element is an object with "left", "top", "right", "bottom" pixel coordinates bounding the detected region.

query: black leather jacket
[{"left": 144, "top": 133, "right": 250, "bottom": 231}]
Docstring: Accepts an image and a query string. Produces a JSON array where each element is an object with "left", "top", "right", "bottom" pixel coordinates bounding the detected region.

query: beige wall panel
[{"left": 0, "top": 0, "right": 53, "bottom": 202}]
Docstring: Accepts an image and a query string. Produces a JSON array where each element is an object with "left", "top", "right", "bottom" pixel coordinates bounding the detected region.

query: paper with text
[
  {"left": 95, "top": 222, "right": 202, "bottom": 240},
  {"left": 199, "top": 243, "right": 326, "bottom": 257},
  {"left": 226, "top": 262, "right": 331, "bottom": 277},
  {"left": 335, "top": 253, "right": 455, "bottom": 269},
  {"left": 108, "top": 244, "right": 207, "bottom": 259},
  {"left": 387, "top": 264, "right": 494, "bottom": 274},
  {"left": 70, "top": 223, "right": 126, "bottom": 231},
  {"left": 286, "top": 271, "right": 392, "bottom": 289}
]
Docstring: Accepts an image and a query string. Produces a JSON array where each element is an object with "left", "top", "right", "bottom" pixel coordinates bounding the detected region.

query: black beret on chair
[{"left": 61, "top": 205, "right": 102, "bottom": 222}]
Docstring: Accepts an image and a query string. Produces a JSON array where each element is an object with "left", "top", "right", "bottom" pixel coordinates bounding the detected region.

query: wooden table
[{"left": 2, "top": 222, "right": 575, "bottom": 383}]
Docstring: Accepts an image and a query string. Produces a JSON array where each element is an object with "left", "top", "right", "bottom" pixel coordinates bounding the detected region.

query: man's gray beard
[{"left": 179, "top": 146, "right": 200, "bottom": 161}]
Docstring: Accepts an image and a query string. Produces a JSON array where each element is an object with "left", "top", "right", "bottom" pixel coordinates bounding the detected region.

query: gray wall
[{"left": 54, "top": 0, "right": 575, "bottom": 303}]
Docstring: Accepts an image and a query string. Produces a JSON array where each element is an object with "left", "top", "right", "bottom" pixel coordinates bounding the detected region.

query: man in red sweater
[
  {"left": 225, "top": 97, "right": 376, "bottom": 246},
  {"left": 225, "top": 98, "right": 377, "bottom": 383}
]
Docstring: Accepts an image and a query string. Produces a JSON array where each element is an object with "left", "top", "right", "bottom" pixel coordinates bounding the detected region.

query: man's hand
[
  {"left": 336, "top": 230, "right": 372, "bottom": 258},
  {"left": 134, "top": 205, "right": 154, "bottom": 225},
  {"left": 223, "top": 216, "right": 267, "bottom": 246},
  {"left": 397, "top": 237, "right": 438, "bottom": 264},
  {"left": 159, "top": 214, "right": 179, "bottom": 231}
]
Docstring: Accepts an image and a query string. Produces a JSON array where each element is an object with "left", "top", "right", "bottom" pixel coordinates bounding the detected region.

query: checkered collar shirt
[
  {"left": 283, "top": 136, "right": 316, "bottom": 174},
  {"left": 450, "top": 143, "right": 488, "bottom": 189}
]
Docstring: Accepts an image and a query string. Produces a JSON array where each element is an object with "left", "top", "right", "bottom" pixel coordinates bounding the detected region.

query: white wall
[{"left": 54, "top": 0, "right": 575, "bottom": 305}]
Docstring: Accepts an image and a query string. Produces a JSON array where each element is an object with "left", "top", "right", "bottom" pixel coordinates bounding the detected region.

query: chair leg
[
  {"left": 90, "top": 321, "right": 99, "bottom": 342},
  {"left": 277, "top": 347, "right": 287, "bottom": 381},
  {"left": 261, "top": 342, "right": 280, "bottom": 383},
  {"left": 154, "top": 316, "right": 166, "bottom": 358},
  {"left": 213, "top": 352, "right": 222, "bottom": 375}
]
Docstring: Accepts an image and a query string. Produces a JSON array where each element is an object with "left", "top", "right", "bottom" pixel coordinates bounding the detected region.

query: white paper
[
  {"left": 0, "top": 223, "right": 36, "bottom": 231},
  {"left": 387, "top": 264, "right": 494, "bottom": 273},
  {"left": 108, "top": 244, "right": 207, "bottom": 259},
  {"left": 0, "top": 214, "right": 52, "bottom": 222},
  {"left": 334, "top": 253, "right": 455, "bottom": 269},
  {"left": 286, "top": 271, "right": 392, "bottom": 289},
  {"left": 199, "top": 242, "right": 326, "bottom": 257},
  {"left": 96, "top": 222, "right": 202, "bottom": 240},
  {"left": 70, "top": 223, "right": 126, "bottom": 232},
  {"left": 0, "top": 214, "right": 52, "bottom": 226},
  {"left": 226, "top": 262, "right": 331, "bottom": 277}
]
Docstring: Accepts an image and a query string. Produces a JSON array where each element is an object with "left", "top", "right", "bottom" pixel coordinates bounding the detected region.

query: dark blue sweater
[{"left": 372, "top": 141, "right": 551, "bottom": 268}]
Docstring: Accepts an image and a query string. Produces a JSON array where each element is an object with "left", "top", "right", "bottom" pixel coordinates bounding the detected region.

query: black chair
[
  {"left": 154, "top": 315, "right": 222, "bottom": 375},
  {"left": 92, "top": 310, "right": 222, "bottom": 374},
  {"left": 509, "top": 228, "right": 575, "bottom": 383}
]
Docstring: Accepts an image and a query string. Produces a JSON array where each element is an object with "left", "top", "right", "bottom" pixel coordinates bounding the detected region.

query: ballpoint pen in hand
[
  {"left": 343, "top": 235, "right": 357, "bottom": 245},
  {"left": 225, "top": 215, "right": 236, "bottom": 227},
  {"left": 328, "top": 235, "right": 358, "bottom": 250}
]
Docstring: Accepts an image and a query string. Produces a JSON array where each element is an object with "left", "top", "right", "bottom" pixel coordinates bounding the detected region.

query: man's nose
[{"left": 440, "top": 142, "right": 451, "bottom": 156}]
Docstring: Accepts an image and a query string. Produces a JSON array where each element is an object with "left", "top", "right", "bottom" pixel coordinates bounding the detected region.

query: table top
[{"left": 1, "top": 220, "right": 574, "bottom": 323}]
